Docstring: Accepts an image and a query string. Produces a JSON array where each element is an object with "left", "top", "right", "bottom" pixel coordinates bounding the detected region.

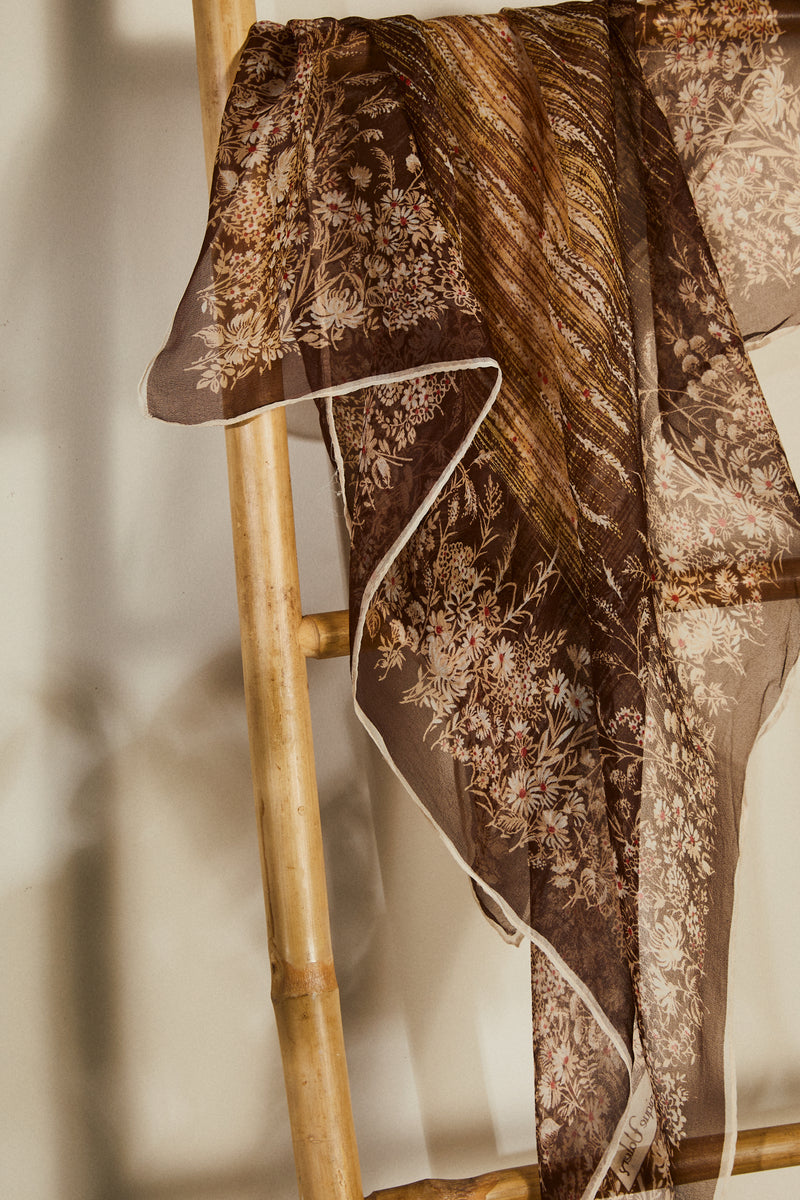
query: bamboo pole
[
  {"left": 190, "top": 4, "right": 363, "bottom": 1199},
  {"left": 367, "top": 1163, "right": 541, "bottom": 1200},
  {"left": 674, "top": 1121, "right": 800, "bottom": 1184},
  {"left": 365, "top": 1122, "right": 800, "bottom": 1200},
  {"left": 299, "top": 609, "right": 350, "bottom": 659}
]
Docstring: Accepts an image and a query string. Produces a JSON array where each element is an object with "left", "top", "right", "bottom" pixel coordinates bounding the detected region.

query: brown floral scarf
[{"left": 143, "top": 3, "right": 800, "bottom": 1198}]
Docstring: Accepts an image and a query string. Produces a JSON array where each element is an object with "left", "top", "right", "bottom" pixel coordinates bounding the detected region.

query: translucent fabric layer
[{"left": 143, "top": 4, "right": 800, "bottom": 1197}]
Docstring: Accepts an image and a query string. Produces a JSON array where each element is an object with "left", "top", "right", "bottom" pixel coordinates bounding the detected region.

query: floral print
[
  {"left": 368, "top": 455, "right": 611, "bottom": 893},
  {"left": 145, "top": 5, "right": 800, "bottom": 1199},
  {"left": 146, "top": 21, "right": 489, "bottom": 424},
  {"left": 637, "top": 0, "right": 800, "bottom": 341}
]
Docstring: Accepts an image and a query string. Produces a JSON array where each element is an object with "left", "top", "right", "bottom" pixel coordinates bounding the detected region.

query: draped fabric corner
[{"left": 143, "top": 3, "right": 800, "bottom": 1198}]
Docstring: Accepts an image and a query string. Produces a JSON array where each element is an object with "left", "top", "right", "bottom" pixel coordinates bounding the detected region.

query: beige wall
[{"left": 2, "top": 3, "right": 799, "bottom": 1198}]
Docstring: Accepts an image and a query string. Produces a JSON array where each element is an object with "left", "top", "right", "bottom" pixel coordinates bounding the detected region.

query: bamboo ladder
[{"left": 190, "top": 1, "right": 800, "bottom": 1196}]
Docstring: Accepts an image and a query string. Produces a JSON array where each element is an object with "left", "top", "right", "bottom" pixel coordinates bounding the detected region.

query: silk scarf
[{"left": 143, "top": 3, "right": 800, "bottom": 1197}]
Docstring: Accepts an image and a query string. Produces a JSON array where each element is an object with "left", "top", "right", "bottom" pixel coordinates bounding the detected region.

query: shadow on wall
[
  {"left": 1, "top": 1, "right": 292, "bottom": 1195},
  {"left": 364, "top": 738, "right": 536, "bottom": 1180},
  {"left": 44, "top": 652, "right": 291, "bottom": 1198}
]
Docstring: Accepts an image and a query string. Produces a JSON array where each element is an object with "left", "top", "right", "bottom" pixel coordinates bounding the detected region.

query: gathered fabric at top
[{"left": 143, "top": 3, "right": 800, "bottom": 1197}]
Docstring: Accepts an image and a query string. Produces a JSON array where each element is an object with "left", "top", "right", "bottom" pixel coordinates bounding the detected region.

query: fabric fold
[
  {"left": 142, "top": 20, "right": 498, "bottom": 423},
  {"left": 143, "top": 4, "right": 800, "bottom": 1199}
]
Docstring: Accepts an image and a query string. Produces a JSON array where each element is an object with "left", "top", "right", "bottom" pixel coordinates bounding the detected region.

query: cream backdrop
[{"left": 2, "top": 2, "right": 799, "bottom": 1198}]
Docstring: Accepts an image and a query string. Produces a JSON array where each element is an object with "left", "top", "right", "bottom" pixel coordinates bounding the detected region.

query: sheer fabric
[
  {"left": 636, "top": 0, "right": 800, "bottom": 345},
  {"left": 144, "top": 3, "right": 800, "bottom": 1197}
]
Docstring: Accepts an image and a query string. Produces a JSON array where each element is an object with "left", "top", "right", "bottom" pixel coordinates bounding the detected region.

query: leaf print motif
[
  {"left": 177, "top": 23, "right": 484, "bottom": 406},
  {"left": 637, "top": 0, "right": 800, "bottom": 336}
]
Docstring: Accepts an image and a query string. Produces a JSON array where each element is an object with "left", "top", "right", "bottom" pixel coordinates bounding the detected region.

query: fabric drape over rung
[{"left": 143, "top": 3, "right": 800, "bottom": 1198}]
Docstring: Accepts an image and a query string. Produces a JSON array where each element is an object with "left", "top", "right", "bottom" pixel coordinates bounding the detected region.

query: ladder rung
[
  {"left": 365, "top": 1121, "right": 800, "bottom": 1200},
  {"left": 300, "top": 609, "right": 350, "bottom": 659}
]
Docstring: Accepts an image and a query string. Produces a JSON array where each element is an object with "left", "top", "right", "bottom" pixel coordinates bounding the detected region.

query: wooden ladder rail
[
  {"left": 366, "top": 1122, "right": 800, "bottom": 1199},
  {"left": 190, "top": 3, "right": 800, "bottom": 1198},
  {"left": 192, "top": 3, "right": 362, "bottom": 1199}
]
